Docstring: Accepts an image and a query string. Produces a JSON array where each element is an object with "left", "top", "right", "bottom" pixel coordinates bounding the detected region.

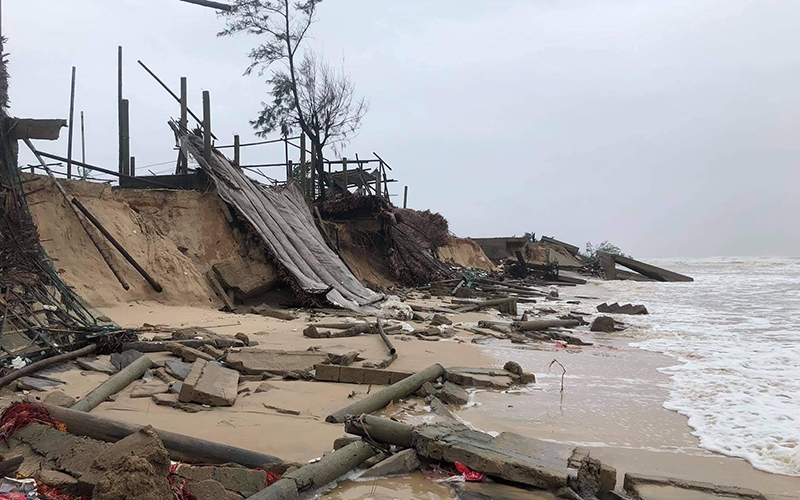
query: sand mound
[{"left": 24, "top": 174, "right": 275, "bottom": 309}]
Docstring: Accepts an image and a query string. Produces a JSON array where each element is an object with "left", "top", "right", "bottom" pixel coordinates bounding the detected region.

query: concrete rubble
[{"left": 179, "top": 359, "right": 240, "bottom": 406}]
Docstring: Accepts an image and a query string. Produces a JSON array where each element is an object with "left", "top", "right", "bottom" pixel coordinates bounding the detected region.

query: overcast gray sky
[{"left": 6, "top": 0, "right": 800, "bottom": 258}]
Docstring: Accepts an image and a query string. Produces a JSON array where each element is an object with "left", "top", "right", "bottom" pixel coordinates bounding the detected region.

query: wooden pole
[
  {"left": 233, "top": 134, "right": 240, "bottom": 166},
  {"left": 179, "top": 77, "right": 188, "bottom": 174},
  {"left": 120, "top": 99, "right": 130, "bottom": 176},
  {"left": 342, "top": 156, "right": 348, "bottom": 191},
  {"left": 118, "top": 46, "right": 123, "bottom": 174},
  {"left": 403, "top": 186, "right": 408, "bottom": 208},
  {"left": 24, "top": 139, "right": 131, "bottom": 291},
  {"left": 0, "top": 345, "right": 96, "bottom": 390},
  {"left": 310, "top": 142, "right": 317, "bottom": 200},
  {"left": 66, "top": 66, "right": 76, "bottom": 179},
  {"left": 202, "top": 91, "right": 211, "bottom": 164},
  {"left": 80, "top": 111, "right": 86, "bottom": 178},
  {"left": 286, "top": 159, "right": 293, "bottom": 183},
  {"left": 300, "top": 133, "right": 306, "bottom": 197}
]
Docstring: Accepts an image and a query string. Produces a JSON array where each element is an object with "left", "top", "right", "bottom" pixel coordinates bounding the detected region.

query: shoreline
[{"left": 3, "top": 280, "right": 797, "bottom": 499}]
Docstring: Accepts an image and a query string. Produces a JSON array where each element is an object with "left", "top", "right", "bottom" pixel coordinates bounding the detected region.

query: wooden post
[
  {"left": 80, "top": 111, "right": 86, "bottom": 177},
  {"left": 118, "top": 46, "right": 123, "bottom": 174},
  {"left": 383, "top": 166, "right": 389, "bottom": 200},
  {"left": 202, "top": 91, "right": 211, "bottom": 164},
  {"left": 179, "top": 77, "right": 188, "bottom": 174},
  {"left": 284, "top": 136, "right": 289, "bottom": 173},
  {"left": 342, "top": 156, "right": 348, "bottom": 191},
  {"left": 403, "top": 185, "right": 408, "bottom": 208},
  {"left": 130, "top": 156, "right": 135, "bottom": 177},
  {"left": 310, "top": 142, "right": 317, "bottom": 200},
  {"left": 233, "top": 134, "right": 240, "bottom": 166},
  {"left": 120, "top": 99, "right": 130, "bottom": 176},
  {"left": 300, "top": 133, "right": 307, "bottom": 197},
  {"left": 287, "top": 159, "right": 293, "bottom": 182},
  {"left": 66, "top": 66, "right": 76, "bottom": 179}
]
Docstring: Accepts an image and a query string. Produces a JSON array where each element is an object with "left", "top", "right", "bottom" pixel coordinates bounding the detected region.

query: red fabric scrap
[
  {"left": 0, "top": 402, "right": 66, "bottom": 443},
  {"left": 455, "top": 462, "right": 485, "bottom": 481}
]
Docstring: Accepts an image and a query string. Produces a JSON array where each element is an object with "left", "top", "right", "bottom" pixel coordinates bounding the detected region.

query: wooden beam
[
  {"left": 66, "top": 66, "right": 76, "bottom": 179},
  {"left": 179, "top": 0, "right": 232, "bottom": 11},
  {"left": 202, "top": 91, "right": 211, "bottom": 165}
]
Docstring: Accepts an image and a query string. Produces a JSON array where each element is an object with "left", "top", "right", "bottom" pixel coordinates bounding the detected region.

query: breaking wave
[{"left": 604, "top": 257, "right": 800, "bottom": 476}]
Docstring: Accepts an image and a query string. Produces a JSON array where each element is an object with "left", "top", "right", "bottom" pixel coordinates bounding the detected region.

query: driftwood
[
  {"left": 71, "top": 355, "right": 153, "bottom": 412},
  {"left": 249, "top": 441, "right": 375, "bottom": 500},
  {"left": 0, "top": 344, "right": 96, "bottom": 389},
  {"left": 45, "top": 405, "right": 284, "bottom": 468},
  {"left": 326, "top": 364, "right": 445, "bottom": 423}
]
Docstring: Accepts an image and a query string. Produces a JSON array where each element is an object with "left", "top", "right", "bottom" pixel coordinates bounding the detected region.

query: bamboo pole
[
  {"left": 66, "top": 66, "right": 76, "bottom": 179},
  {"left": 24, "top": 139, "right": 130, "bottom": 291},
  {"left": 71, "top": 355, "right": 153, "bottom": 412}
]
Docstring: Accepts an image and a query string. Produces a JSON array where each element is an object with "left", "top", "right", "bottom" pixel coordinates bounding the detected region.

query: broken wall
[{"left": 438, "top": 237, "right": 495, "bottom": 271}]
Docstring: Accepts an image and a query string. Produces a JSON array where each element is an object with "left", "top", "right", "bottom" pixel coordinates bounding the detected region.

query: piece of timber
[
  {"left": 599, "top": 251, "right": 693, "bottom": 282},
  {"left": 376, "top": 318, "right": 396, "bottom": 355},
  {"left": 45, "top": 405, "right": 283, "bottom": 467},
  {"left": 326, "top": 364, "right": 445, "bottom": 423},
  {"left": 71, "top": 355, "right": 153, "bottom": 412},
  {"left": 71, "top": 198, "right": 163, "bottom": 292},
  {"left": 0, "top": 344, "right": 96, "bottom": 389},
  {"left": 248, "top": 441, "right": 374, "bottom": 500},
  {"left": 344, "top": 414, "right": 413, "bottom": 448},
  {"left": 512, "top": 319, "right": 580, "bottom": 332}
]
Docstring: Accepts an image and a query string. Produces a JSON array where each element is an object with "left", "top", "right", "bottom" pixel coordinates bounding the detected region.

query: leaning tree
[{"left": 220, "top": 0, "right": 368, "bottom": 199}]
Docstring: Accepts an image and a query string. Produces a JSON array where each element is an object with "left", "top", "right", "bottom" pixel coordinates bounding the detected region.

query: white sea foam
[{"left": 605, "top": 257, "right": 800, "bottom": 476}]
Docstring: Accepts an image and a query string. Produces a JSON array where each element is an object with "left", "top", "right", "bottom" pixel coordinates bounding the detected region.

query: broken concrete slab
[
  {"left": 177, "top": 464, "right": 268, "bottom": 498},
  {"left": 93, "top": 425, "right": 172, "bottom": 477},
  {"left": 151, "top": 393, "right": 211, "bottom": 413},
  {"left": 430, "top": 314, "right": 452, "bottom": 326},
  {"left": 76, "top": 357, "right": 118, "bottom": 375},
  {"left": 445, "top": 367, "right": 517, "bottom": 389},
  {"left": 314, "top": 364, "right": 412, "bottom": 385},
  {"left": 202, "top": 344, "right": 226, "bottom": 359},
  {"left": 110, "top": 349, "right": 144, "bottom": 371},
  {"left": 454, "top": 481, "right": 559, "bottom": 500},
  {"left": 43, "top": 390, "right": 77, "bottom": 408},
  {"left": 34, "top": 469, "right": 79, "bottom": 491},
  {"left": 226, "top": 348, "right": 328, "bottom": 376},
  {"left": 164, "top": 360, "right": 192, "bottom": 380},
  {"left": 623, "top": 473, "right": 766, "bottom": 500},
  {"left": 439, "top": 381, "right": 469, "bottom": 405},
  {"left": 213, "top": 258, "right": 278, "bottom": 300},
  {"left": 168, "top": 342, "right": 215, "bottom": 363},
  {"left": 179, "top": 359, "right": 239, "bottom": 407},
  {"left": 412, "top": 422, "right": 570, "bottom": 490},
  {"left": 185, "top": 479, "right": 243, "bottom": 500},
  {"left": 596, "top": 302, "right": 648, "bottom": 315},
  {"left": 92, "top": 455, "right": 173, "bottom": 500},
  {"left": 17, "top": 376, "right": 63, "bottom": 391},
  {"left": 255, "top": 382, "right": 277, "bottom": 393},
  {"left": 130, "top": 382, "right": 170, "bottom": 398},
  {"left": 359, "top": 449, "right": 421, "bottom": 478},
  {"left": 599, "top": 251, "right": 693, "bottom": 283}
]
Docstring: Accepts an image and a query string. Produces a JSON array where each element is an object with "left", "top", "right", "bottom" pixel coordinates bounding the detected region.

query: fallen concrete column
[
  {"left": 599, "top": 251, "right": 693, "bottom": 282},
  {"left": 326, "top": 364, "right": 445, "bottom": 423},
  {"left": 45, "top": 405, "right": 284, "bottom": 468},
  {"left": 512, "top": 319, "right": 579, "bottom": 332},
  {"left": 344, "top": 414, "right": 414, "bottom": 448},
  {"left": 71, "top": 355, "right": 153, "bottom": 412},
  {"left": 248, "top": 441, "right": 375, "bottom": 500}
]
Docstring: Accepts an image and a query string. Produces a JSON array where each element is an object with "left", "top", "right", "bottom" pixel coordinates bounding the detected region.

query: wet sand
[{"left": 7, "top": 284, "right": 797, "bottom": 499}]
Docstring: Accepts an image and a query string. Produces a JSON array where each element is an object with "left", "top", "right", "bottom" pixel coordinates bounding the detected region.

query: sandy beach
[{"left": 7, "top": 279, "right": 785, "bottom": 499}]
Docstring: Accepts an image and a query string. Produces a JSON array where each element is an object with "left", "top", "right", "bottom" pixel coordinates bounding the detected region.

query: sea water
[{"left": 604, "top": 257, "right": 800, "bottom": 477}]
